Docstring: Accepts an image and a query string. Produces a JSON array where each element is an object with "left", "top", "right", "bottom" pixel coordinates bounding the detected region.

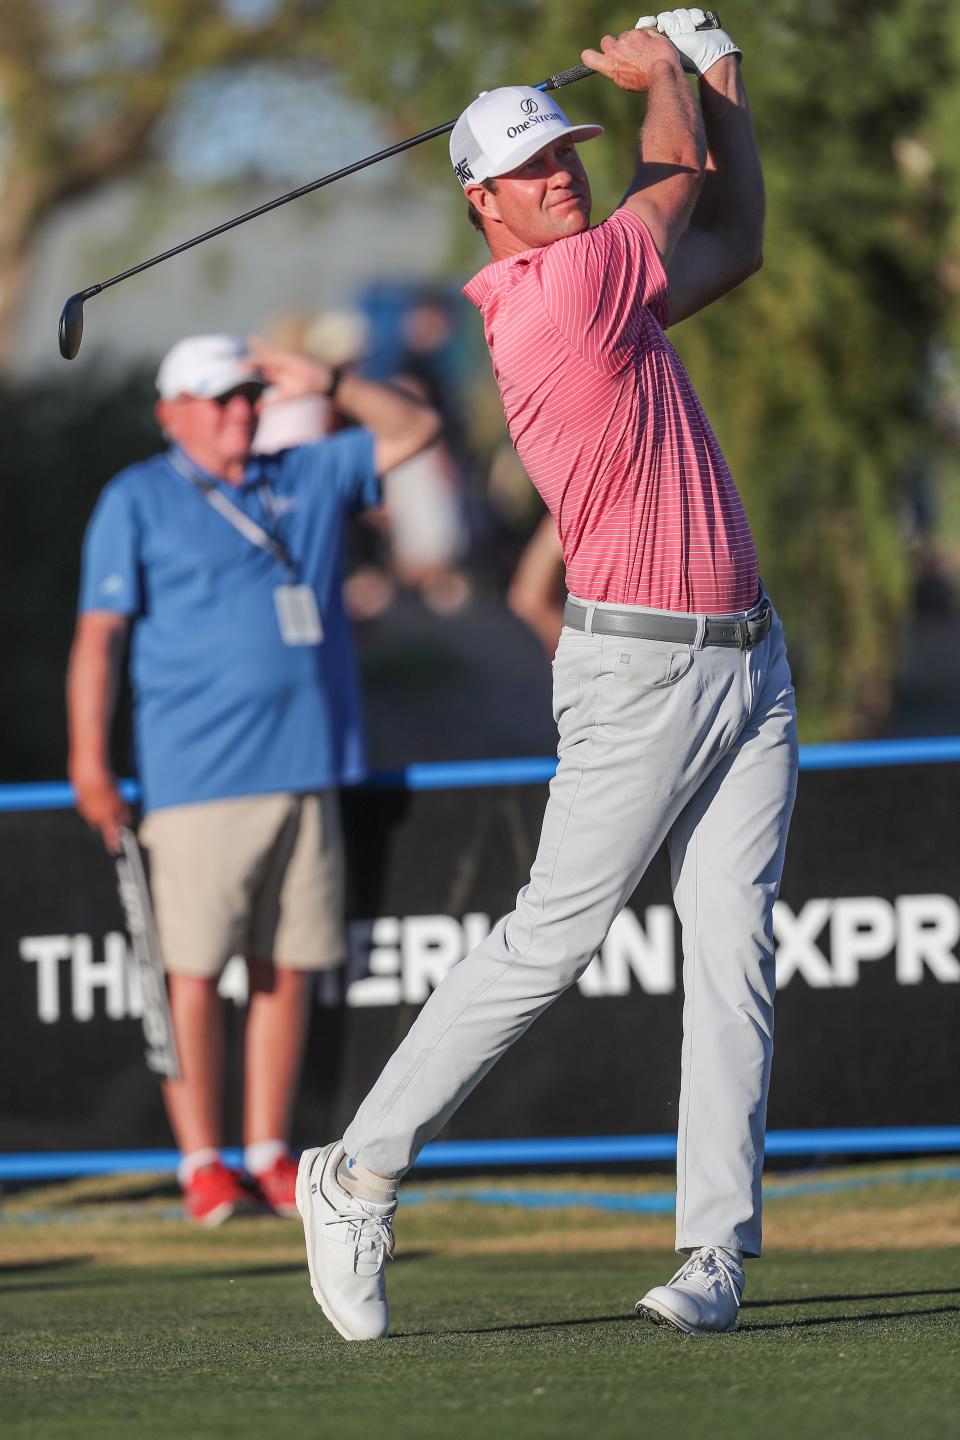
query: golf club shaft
[
  {"left": 58, "top": 11, "right": 720, "bottom": 355},
  {"left": 75, "top": 66, "right": 598, "bottom": 305}
]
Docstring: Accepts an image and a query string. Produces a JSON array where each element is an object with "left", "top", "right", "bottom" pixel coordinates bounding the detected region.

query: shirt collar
[
  {"left": 168, "top": 442, "right": 261, "bottom": 490},
  {"left": 462, "top": 251, "right": 533, "bottom": 311}
]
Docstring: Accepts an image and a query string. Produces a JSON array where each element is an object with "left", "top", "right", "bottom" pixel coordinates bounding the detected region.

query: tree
[
  {"left": 3, "top": 1, "right": 957, "bottom": 742},
  {"left": 675, "top": 0, "right": 955, "bottom": 734},
  {"left": 313, "top": 0, "right": 958, "bottom": 735},
  {"left": 0, "top": 0, "right": 304, "bottom": 366}
]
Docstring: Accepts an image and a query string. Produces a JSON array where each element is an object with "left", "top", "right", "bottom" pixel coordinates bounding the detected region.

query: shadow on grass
[
  {"left": 0, "top": 1250, "right": 431, "bottom": 1296},
  {"left": 398, "top": 1298, "right": 960, "bottom": 1340},
  {"left": 204, "top": 1253, "right": 431, "bottom": 1280},
  {"left": 745, "top": 1286, "right": 960, "bottom": 1309},
  {"left": 395, "top": 1313, "right": 632, "bottom": 1338},
  {"left": 8, "top": 1178, "right": 181, "bottom": 1208},
  {"left": 741, "top": 1304, "right": 960, "bottom": 1333},
  {"left": 0, "top": 1256, "right": 93, "bottom": 1276},
  {"left": 0, "top": 1274, "right": 176, "bottom": 1297}
]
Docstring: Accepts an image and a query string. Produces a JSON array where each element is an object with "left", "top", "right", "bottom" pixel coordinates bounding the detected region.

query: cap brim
[
  {"left": 487, "top": 123, "right": 604, "bottom": 180},
  {"left": 203, "top": 366, "right": 265, "bottom": 398}
]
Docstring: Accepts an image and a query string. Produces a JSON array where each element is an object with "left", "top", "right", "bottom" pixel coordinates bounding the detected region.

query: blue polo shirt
[{"left": 78, "top": 430, "right": 379, "bottom": 813}]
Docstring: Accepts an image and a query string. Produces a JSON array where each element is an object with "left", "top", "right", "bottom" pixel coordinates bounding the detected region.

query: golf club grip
[
  {"left": 539, "top": 65, "right": 594, "bottom": 92},
  {"left": 538, "top": 13, "right": 720, "bottom": 91}
]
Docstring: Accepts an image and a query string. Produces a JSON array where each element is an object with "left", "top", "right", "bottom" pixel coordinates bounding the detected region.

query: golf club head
[{"left": 58, "top": 290, "right": 92, "bottom": 360}]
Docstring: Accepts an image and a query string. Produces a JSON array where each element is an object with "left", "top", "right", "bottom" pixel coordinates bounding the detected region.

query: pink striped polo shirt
[{"left": 463, "top": 207, "right": 758, "bottom": 613}]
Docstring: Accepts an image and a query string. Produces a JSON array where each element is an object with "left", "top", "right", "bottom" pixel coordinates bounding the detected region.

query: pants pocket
[
  {"left": 604, "top": 636, "right": 694, "bottom": 691},
  {"left": 551, "top": 663, "right": 582, "bottom": 728}
]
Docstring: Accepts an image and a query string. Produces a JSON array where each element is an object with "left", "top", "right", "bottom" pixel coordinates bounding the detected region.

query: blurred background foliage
[
  {"left": 2, "top": 0, "right": 960, "bottom": 774},
  {"left": 319, "top": 0, "right": 960, "bottom": 736}
]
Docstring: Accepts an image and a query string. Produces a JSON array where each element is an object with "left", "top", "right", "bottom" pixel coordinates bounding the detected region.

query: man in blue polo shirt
[{"left": 67, "top": 334, "right": 437, "bottom": 1224}]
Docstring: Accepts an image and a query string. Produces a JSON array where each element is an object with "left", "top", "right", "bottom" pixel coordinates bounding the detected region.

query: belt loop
[
  {"left": 694, "top": 614, "right": 706, "bottom": 650},
  {"left": 584, "top": 602, "right": 597, "bottom": 636}
]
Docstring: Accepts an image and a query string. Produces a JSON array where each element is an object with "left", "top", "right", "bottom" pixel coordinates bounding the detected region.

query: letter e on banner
[{"left": 347, "top": 917, "right": 402, "bottom": 1007}]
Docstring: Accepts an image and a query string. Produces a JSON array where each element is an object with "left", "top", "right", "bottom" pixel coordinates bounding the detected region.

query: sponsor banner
[{"left": 2, "top": 762, "right": 959, "bottom": 1155}]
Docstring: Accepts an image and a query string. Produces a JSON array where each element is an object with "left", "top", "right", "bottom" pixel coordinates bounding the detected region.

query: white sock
[
  {"left": 715, "top": 1247, "right": 745, "bottom": 1294},
  {"left": 178, "top": 1148, "right": 220, "bottom": 1186},
  {"left": 244, "top": 1139, "right": 287, "bottom": 1177},
  {"left": 337, "top": 1154, "right": 399, "bottom": 1205},
  {"left": 716, "top": 1246, "right": 744, "bottom": 1268}
]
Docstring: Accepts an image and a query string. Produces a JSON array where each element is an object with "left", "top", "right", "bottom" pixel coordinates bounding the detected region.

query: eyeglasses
[{"left": 210, "top": 384, "right": 266, "bottom": 407}]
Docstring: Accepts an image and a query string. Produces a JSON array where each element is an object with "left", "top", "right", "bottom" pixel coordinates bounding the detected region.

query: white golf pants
[{"left": 344, "top": 600, "right": 798, "bottom": 1257}]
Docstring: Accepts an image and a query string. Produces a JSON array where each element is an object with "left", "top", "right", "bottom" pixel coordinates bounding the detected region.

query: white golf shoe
[
  {"left": 296, "top": 1141, "right": 396, "bottom": 1341},
  {"left": 636, "top": 1246, "right": 744, "bottom": 1335}
]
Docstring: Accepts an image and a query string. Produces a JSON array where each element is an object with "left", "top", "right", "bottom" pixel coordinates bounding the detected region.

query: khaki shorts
[{"left": 139, "top": 791, "right": 345, "bottom": 979}]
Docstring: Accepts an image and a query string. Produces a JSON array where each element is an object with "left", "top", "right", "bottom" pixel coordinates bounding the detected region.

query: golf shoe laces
[
  {"left": 665, "top": 1247, "right": 743, "bottom": 1308},
  {"left": 325, "top": 1202, "right": 396, "bottom": 1277}
]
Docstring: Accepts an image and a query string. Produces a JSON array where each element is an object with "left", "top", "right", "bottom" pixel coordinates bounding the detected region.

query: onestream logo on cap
[
  {"left": 449, "top": 86, "right": 603, "bottom": 188},
  {"left": 504, "top": 103, "right": 564, "bottom": 141}
]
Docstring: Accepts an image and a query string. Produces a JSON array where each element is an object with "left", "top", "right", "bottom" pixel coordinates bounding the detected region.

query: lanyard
[{"left": 169, "top": 448, "right": 297, "bottom": 579}]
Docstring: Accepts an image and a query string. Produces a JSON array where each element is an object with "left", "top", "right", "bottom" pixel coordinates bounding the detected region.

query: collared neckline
[
  {"left": 168, "top": 443, "right": 262, "bottom": 492},
  {"left": 462, "top": 250, "right": 534, "bottom": 311}
]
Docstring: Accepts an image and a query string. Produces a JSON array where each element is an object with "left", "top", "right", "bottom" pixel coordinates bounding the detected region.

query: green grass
[{"left": 2, "top": 1247, "right": 958, "bottom": 1439}]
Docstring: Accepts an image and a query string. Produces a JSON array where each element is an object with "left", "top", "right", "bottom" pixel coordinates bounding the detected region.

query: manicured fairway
[{"left": 3, "top": 1244, "right": 959, "bottom": 1440}]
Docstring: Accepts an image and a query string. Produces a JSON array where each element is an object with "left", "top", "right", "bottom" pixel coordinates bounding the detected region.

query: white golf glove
[{"left": 635, "top": 9, "right": 742, "bottom": 75}]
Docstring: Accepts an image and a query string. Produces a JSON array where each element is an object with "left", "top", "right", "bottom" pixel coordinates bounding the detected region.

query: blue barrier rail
[
  {"left": 1, "top": 737, "right": 959, "bottom": 811},
  {"left": 2, "top": 1128, "right": 959, "bottom": 1181}
]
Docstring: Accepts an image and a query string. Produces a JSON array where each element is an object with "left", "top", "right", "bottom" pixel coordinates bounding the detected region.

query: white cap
[
  {"left": 156, "top": 334, "right": 264, "bottom": 400},
  {"left": 450, "top": 86, "right": 603, "bottom": 187}
]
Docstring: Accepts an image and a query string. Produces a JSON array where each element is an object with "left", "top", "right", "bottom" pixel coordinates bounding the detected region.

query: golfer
[{"left": 298, "top": 10, "right": 798, "bottom": 1338}]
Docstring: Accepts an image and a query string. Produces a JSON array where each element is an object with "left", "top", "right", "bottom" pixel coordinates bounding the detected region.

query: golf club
[
  {"left": 114, "top": 827, "right": 180, "bottom": 1080},
  {"left": 57, "top": 12, "right": 721, "bottom": 360}
]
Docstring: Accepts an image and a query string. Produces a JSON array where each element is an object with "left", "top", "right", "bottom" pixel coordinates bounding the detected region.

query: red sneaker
[
  {"left": 251, "top": 1153, "right": 300, "bottom": 1218},
  {"left": 183, "top": 1160, "right": 256, "bottom": 1226}
]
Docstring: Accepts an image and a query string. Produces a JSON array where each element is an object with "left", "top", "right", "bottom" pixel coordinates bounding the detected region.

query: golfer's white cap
[
  {"left": 156, "top": 334, "right": 264, "bottom": 400},
  {"left": 449, "top": 86, "right": 603, "bottom": 187}
]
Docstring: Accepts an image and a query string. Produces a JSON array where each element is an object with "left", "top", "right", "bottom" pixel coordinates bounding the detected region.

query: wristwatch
[{"left": 324, "top": 363, "right": 348, "bottom": 399}]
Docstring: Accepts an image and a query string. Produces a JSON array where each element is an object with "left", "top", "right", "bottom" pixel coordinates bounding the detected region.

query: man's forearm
[
  {"left": 689, "top": 58, "right": 763, "bottom": 254},
  {"left": 335, "top": 373, "right": 434, "bottom": 443},
  {"left": 67, "top": 620, "right": 125, "bottom": 776},
  {"left": 67, "top": 616, "right": 131, "bottom": 849},
  {"left": 640, "top": 62, "right": 707, "bottom": 177},
  {"left": 246, "top": 338, "right": 438, "bottom": 455},
  {"left": 335, "top": 373, "right": 440, "bottom": 474}
]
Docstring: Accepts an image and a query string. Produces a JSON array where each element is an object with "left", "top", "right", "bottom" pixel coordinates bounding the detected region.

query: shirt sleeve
[
  {"left": 294, "top": 427, "right": 381, "bottom": 511},
  {"left": 78, "top": 477, "right": 143, "bottom": 616},
  {"left": 538, "top": 208, "right": 669, "bottom": 373}
]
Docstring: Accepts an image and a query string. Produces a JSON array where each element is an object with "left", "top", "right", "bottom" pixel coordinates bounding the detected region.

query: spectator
[
  {"left": 67, "top": 334, "right": 436, "bottom": 1224},
  {"left": 386, "top": 295, "right": 471, "bottom": 614},
  {"left": 506, "top": 513, "right": 566, "bottom": 658}
]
